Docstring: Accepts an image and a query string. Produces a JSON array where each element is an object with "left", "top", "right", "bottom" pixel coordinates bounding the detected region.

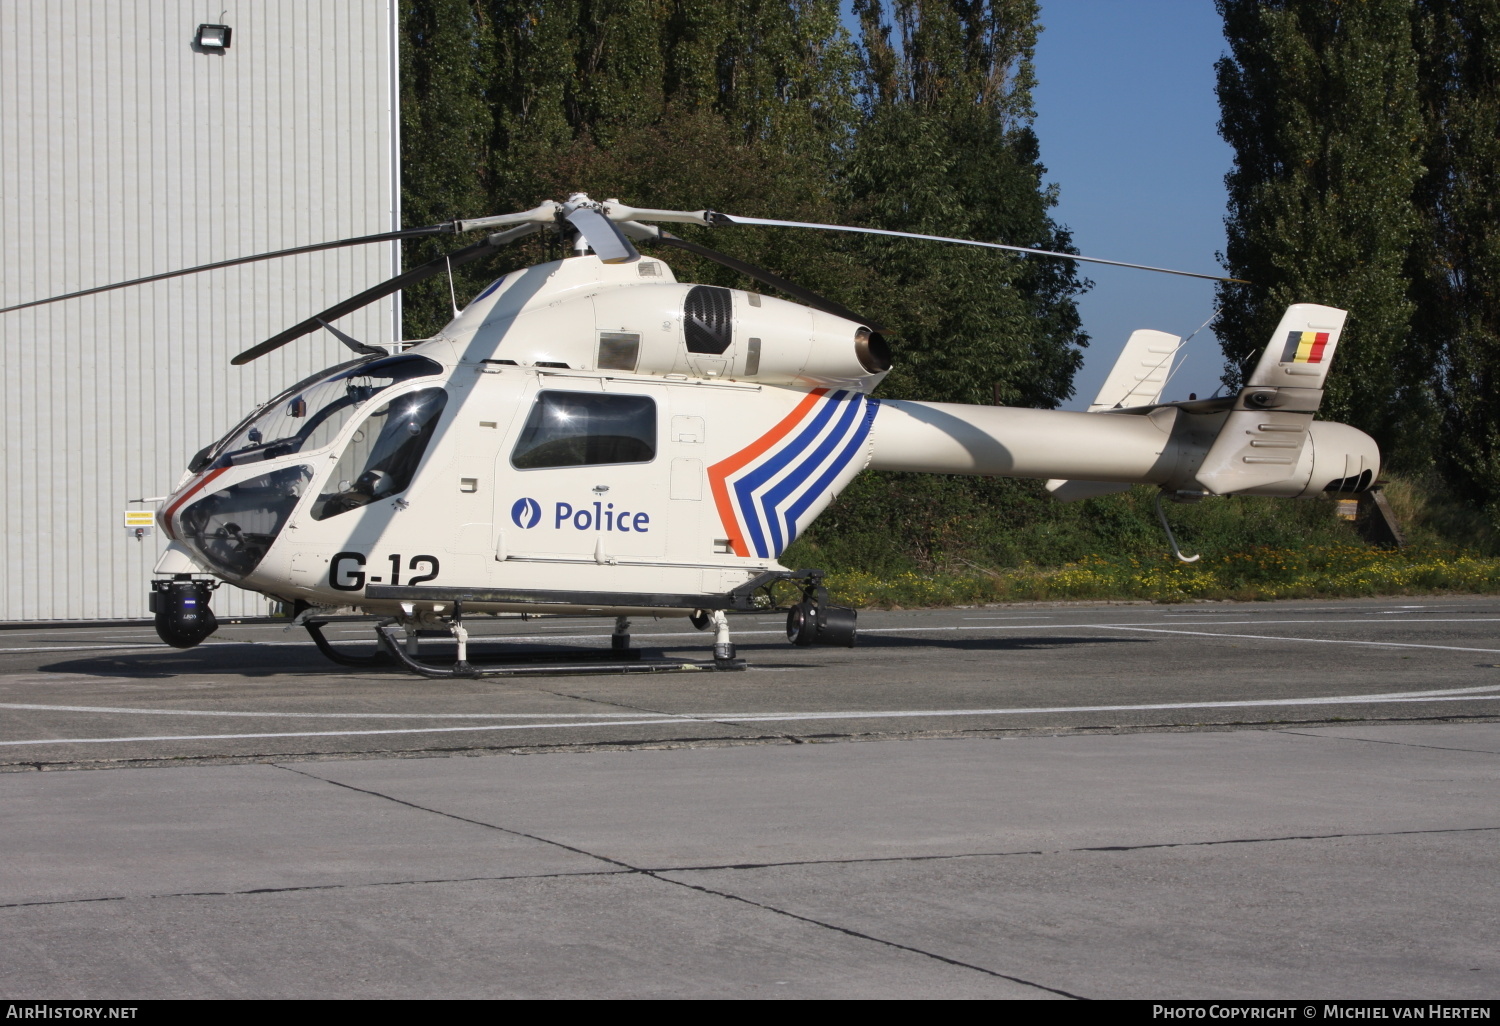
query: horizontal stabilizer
[{"left": 1090, "top": 329, "right": 1181, "bottom": 412}]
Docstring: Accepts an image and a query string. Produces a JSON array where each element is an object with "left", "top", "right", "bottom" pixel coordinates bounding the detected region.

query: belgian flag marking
[{"left": 1281, "top": 330, "right": 1330, "bottom": 364}]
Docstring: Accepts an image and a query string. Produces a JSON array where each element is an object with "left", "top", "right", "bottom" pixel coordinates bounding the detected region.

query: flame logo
[{"left": 510, "top": 497, "right": 541, "bottom": 529}]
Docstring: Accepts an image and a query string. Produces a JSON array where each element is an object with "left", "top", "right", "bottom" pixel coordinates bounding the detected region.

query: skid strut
[{"left": 302, "top": 619, "right": 393, "bottom": 668}]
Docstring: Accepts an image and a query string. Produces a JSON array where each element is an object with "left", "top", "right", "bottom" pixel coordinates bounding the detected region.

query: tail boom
[{"left": 867, "top": 400, "right": 1378, "bottom": 499}]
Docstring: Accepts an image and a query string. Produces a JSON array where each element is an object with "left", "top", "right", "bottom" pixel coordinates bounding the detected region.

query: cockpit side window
[
  {"left": 205, "top": 355, "right": 443, "bottom": 470},
  {"left": 511, "top": 391, "right": 656, "bottom": 469},
  {"left": 310, "top": 387, "right": 448, "bottom": 520}
]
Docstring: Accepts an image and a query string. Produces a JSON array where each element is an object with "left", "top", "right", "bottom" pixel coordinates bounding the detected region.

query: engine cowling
[
  {"left": 594, "top": 283, "right": 890, "bottom": 389},
  {"left": 440, "top": 257, "right": 892, "bottom": 390}
]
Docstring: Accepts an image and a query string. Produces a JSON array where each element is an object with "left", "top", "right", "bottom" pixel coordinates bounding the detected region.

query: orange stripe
[
  {"left": 708, "top": 389, "right": 827, "bottom": 557},
  {"left": 158, "top": 466, "right": 229, "bottom": 541}
]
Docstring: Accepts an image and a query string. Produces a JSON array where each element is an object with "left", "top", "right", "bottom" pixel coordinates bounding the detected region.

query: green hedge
[{"left": 777, "top": 474, "right": 1500, "bottom": 607}]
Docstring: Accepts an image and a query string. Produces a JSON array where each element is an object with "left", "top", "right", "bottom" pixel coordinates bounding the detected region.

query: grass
[
  {"left": 777, "top": 473, "right": 1500, "bottom": 609},
  {"left": 801, "top": 545, "right": 1500, "bottom": 608}
]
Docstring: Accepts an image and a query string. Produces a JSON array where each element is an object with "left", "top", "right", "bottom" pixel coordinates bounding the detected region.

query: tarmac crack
[
  {"left": 1274, "top": 728, "right": 1500, "bottom": 756},
  {"left": 642, "top": 871, "right": 1086, "bottom": 999},
  {"left": 1070, "top": 824, "right": 1500, "bottom": 852},
  {"left": 270, "top": 762, "right": 1081, "bottom": 998},
  {"left": 271, "top": 763, "right": 640, "bottom": 871},
  {"left": 0, "top": 894, "right": 129, "bottom": 912},
  {"left": 9, "top": 825, "right": 1493, "bottom": 922},
  {"left": 642, "top": 824, "right": 1500, "bottom": 874},
  {"left": 0, "top": 868, "right": 630, "bottom": 911}
]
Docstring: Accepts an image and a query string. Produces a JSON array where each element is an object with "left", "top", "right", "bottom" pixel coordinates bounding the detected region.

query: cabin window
[
  {"left": 311, "top": 388, "right": 448, "bottom": 520},
  {"left": 206, "top": 354, "right": 443, "bottom": 470},
  {"left": 511, "top": 390, "right": 656, "bottom": 469}
]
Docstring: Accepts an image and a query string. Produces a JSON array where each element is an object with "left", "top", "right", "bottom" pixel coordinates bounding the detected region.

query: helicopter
[{"left": 2, "top": 193, "right": 1379, "bottom": 677}]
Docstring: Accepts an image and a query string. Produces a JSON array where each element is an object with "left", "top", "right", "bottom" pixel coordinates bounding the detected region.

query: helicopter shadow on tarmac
[
  {"left": 845, "top": 632, "right": 1147, "bottom": 652},
  {"left": 36, "top": 631, "right": 1148, "bottom": 678},
  {"left": 39, "top": 646, "right": 354, "bottom": 678}
]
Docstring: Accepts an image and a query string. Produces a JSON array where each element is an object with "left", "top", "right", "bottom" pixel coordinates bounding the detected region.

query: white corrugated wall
[{"left": 0, "top": 0, "right": 400, "bottom": 619}]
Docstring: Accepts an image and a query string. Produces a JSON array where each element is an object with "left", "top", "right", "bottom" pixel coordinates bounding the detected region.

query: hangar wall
[{"left": 0, "top": 0, "right": 400, "bottom": 619}]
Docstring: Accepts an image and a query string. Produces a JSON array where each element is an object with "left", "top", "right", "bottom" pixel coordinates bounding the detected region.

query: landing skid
[
  {"left": 374, "top": 622, "right": 744, "bottom": 678},
  {"left": 295, "top": 570, "right": 850, "bottom": 678},
  {"left": 301, "top": 614, "right": 745, "bottom": 678},
  {"left": 303, "top": 619, "right": 658, "bottom": 671}
]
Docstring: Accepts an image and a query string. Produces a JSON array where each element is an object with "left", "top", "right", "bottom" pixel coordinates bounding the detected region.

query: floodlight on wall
[{"left": 195, "top": 24, "right": 232, "bottom": 50}]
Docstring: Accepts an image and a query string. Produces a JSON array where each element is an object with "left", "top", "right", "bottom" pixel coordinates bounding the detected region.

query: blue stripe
[
  {"left": 781, "top": 397, "right": 879, "bottom": 548},
  {"left": 471, "top": 275, "right": 508, "bottom": 304},
  {"left": 758, "top": 394, "right": 865, "bottom": 555},
  {"left": 734, "top": 391, "right": 848, "bottom": 557}
]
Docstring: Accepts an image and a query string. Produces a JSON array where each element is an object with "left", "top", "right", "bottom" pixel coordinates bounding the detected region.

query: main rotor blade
[
  {"left": 706, "top": 213, "right": 1248, "bottom": 284},
  {"left": 230, "top": 224, "right": 541, "bottom": 365},
  {"left": 623, "top": 224, "right": 887, "bottom": 332},
  {"left": 565, "top": 208, "right": 639, "bottom": 263},
  {"left": 0, "top": 225, "right": 456, "bottom": 315}
]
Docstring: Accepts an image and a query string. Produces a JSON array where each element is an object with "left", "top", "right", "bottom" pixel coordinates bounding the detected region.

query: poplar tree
[
  {"left": 1214, "top": 0, "right": 1424, "bottom": 459},
  {"left": 522, "top": 0, "right": 863, "bottom": 305},
  {"left": 1410, "top": 0, "right": 1500, "bottom": 515}
]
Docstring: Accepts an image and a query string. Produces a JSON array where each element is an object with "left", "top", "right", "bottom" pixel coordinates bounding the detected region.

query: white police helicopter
[{"left": 4, "top": 194, "right": 1379, "bottom": 676}]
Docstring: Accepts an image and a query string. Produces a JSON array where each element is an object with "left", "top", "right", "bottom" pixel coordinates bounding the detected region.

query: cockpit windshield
[{"left": 200, "top": 355, "right": 443, "bottom": 470}]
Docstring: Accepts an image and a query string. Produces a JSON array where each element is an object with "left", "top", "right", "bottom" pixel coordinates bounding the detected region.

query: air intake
[
  {"left": 684, "top": 285, "right": 733, "bottom": 355},
  {"left": 1324, "top": 469, "right": 1373, "bottom": 494}
]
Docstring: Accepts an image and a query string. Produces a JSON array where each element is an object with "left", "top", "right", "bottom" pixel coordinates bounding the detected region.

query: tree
[
  {"left": 513, "top": 0, "right": 866, "bottom": 310},
  {"left": 398, "top": 0, "right": 864, "bottom": 338},
  {"left": 1410, "top": 0, "right": 1500, "bottom": 517},
  {"left": 1214, "top": 0, "right": 1424, "bottom": 462},
  {"left": 399, "top": 0, "right": 496, "bottom": 339},
  {"left": 843, "top": 0, "right": 1087, "bottom": 408},
  {"left": 398, "top": 0, "right": 1084, "bottom": 411}
]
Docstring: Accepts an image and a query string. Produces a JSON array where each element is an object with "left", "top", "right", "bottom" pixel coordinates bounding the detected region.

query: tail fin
[
  {"left": 1243, "top": 304, "right": 1345, "bottom": 390},
  {"left": 1195, "top": 304, "right": 1347, "bottom": 494},
  {"left": 1048, "top": 328, "right": 1180, "bottom": 501},
  {"left": 1087, "top": 329, "right": 1182, "bottom": 411}
]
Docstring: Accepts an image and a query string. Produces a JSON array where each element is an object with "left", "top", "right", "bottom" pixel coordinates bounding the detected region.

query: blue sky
[{"left": 1032, "top": 1, "right": 1234, "bottom": 408}]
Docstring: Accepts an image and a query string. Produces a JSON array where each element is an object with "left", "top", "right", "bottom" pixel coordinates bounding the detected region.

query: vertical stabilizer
[
  {"left": 1088, "top": 329, "right": 1182, "bottom": 411},
  {"left": 1195, "top": 305, "right": 1348, "bottom": 494},
  {"left": 1244, "top": 304, "right": 1346, "bottom": 389}
]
